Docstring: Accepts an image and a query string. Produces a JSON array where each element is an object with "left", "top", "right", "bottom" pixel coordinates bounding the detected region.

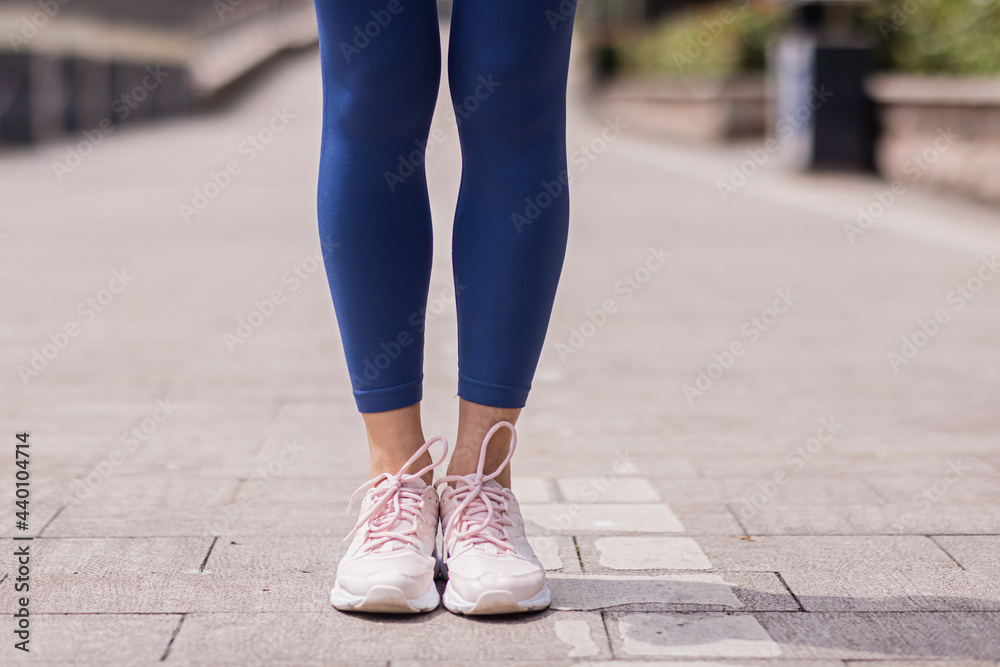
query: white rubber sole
[
  {"left": 330, "top": 581, "right": 440, "bottom": 614},
  {"left": 442, "top": 580, "right": 551, "bottom": 615}
]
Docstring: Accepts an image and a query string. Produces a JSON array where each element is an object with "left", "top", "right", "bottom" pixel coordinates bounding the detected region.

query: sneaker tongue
[
  {"left": 364, "top": 477, "right": 426, "bottom": 553},
  {"left": 455, "top": 478, "right": 511, "bottom": 555},
  {"left": 370, "top": 476, "right": 427, "bottom": 494}
]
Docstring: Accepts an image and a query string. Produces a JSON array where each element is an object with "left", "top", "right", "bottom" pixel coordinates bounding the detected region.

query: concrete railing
[
  {"left": 0, "top": 0, "right": 317, "bottom": 144},
  {"left": 868, "top": 75, "right": 1000, "bottom": 204}
]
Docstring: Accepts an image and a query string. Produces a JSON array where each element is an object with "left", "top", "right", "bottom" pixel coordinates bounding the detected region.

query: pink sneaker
[
  {"left": 436, "top": 422, "right": 551, "bottom": 615},
  {"left": 331, "top": 436, "right": 447, "bottom": 613}
]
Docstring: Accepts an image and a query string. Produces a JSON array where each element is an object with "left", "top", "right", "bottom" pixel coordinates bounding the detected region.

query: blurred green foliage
[
  {"left": 613, "top": 0, "right": 1000, "bottom": 78},
  {"left": 615, "top": 2, "right": 787, "bottom": 78},
  {"left": 872, "top": 0, "right": 1000, "bottom": 75}
]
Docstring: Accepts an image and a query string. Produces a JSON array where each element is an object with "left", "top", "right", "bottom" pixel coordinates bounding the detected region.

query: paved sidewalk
[{"left": 3, "top": 34, "right": 1000, "bottom": 666}]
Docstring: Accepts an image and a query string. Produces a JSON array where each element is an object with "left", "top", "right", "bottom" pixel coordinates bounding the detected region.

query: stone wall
[
  {"left": 590, "top": 76, "right": 767, "bottom": 142},
  {"left": 868, "top": 75, "right": 1000, "bottom": 204}
]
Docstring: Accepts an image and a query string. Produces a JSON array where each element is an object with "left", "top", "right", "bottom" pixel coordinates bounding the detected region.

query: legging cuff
[
  {"left": 458, "top": 374, "right": 530, "bottom": 410},
  {"left": 355, "top": 377, "right": 423, "bottom": 414}
]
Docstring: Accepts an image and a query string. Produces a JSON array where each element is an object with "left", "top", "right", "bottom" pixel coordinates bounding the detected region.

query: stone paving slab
[
  {"left": 0, "top": 537, "right": 212, "bottom": 614},
  {"left": 668, "top": 504, "right": 746, "bottom": 536},
  {"left": 530, "top": 535, "right": 584, "bottom": 574},
  {"left": 778, "top": 571, "right": 1000, "bottom": 612},
  {"left": 752, "top": 612, "right": 1000, "bottom": 661},
  {"left": 696, "top": 536, "right": 962, "bottom": 573},
  {"left": 609, "top": 611, "right": 783, "bottom": 658},
  {"left": 521, "top": 503, "right": 684, "bottom": 534},
  {"left": 720, "top": 572, "right": 803, "bottom": 612},
  {"left": 736, "top": 504, "right": 1000, "bottom": 535},
  {"left": 549, "top": 574, "right": 744, "bottom": 611},
  {"left": 46, "top": 476, "right": 365, "bottom": 538},
  {"left": 655, "top": 479, "right": 885, "bottom": 506},
  {"left": 511, "top": 476, "right": 557, "bottom": 504},
  {"left": 42, "top": 474, "right": 244, "bottom": 538},
  {"left": 844, "top": 661, "right": 998, "bottom": 667},
  {"left": 166, "top": 611, "right": 612, "bottom": 663},
  {"left": 686, "top": 457, "right": 1000, "bottom": 479},
  {"left": 592, "top": 536, "right": 713, "bottom": 570},
  {"left": 605, "top": 611, "right": 1000, "bottom": 661},
  {"left": 557, "top": 477, "right": 661, "bottom": 503},
  {"left": 576, "top": 662, "right": 849, "bottom": 667},
  {"left": 932, "top": 536, "right": 1000, "bottom": 574},
  {"left": 0, "top": 613, "right": 180, "bottom": 664},
  {"left": 863, "top": 477, "right": 1000, "bottom": 505}
]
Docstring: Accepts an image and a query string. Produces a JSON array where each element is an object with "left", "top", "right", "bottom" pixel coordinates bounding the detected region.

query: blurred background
[
  {"left": 3, "top": 1, "right": 1000, "bottom": 663},
  {"left": 2, "top": 0, "right": 999, "bottom": 201}
]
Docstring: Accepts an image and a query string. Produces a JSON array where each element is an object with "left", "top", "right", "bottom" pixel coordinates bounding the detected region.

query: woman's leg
[
  {"left": 446, "top": 0, "right": 577, "bottom": 479},
  {"left": 362, "top": 404, "right": 432, "bottom": 484},
  {"left": 313, "top": 0, "right": 442, "bottom": 476},
  {"left": 450, "top": 400, "right": 520, "bottom": 488}
]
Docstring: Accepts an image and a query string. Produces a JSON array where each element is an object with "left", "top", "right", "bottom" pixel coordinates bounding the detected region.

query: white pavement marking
[
  {"left": 554, "top": 619, "right": 601, "bottom": 658},
  {"left": 575, "top": 662, "right": 736, "bottom": 667},
  {"left": 617, "top": 612, "right": 782, "bottom": 658},
  {"left": 575, "top": 663, "right": 736, "bottom": 667},
  {"left": 557, "top": 477, "right": 661, "bottom": 503},
  {"left": 511, "top": 476, "right": 554, "bottom": 503},
  {"left": 596, "top": 536, "right": 712, "bottom": 570},
  {"left": 530, "top": 535, "right": 565, "bottom": 571},
  {"left": 521, "top": 503, "right": 684, "bottom": 533},
  {"left": 548, "top": 574, "right": 744, "bottom": 610}
]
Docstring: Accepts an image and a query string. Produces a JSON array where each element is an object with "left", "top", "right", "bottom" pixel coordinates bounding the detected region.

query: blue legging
[{"left": 313, "top": 0, "right": 576, "bottom": 413}]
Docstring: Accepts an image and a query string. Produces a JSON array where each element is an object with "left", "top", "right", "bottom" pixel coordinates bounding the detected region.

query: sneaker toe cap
[
  {"left": 337, "top": 555, "right": 435, "bottom": 599},
  {"left": 447, "top": 556, "right": 545, "bottom": 602}
]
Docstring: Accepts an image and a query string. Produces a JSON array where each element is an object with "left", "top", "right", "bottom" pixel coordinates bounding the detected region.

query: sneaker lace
[
  {"left": 343, "top": 435, "right": 448, "bottom": 552},
  {"left": 435, "top": 421, "right": 518, "bottom": 554}
]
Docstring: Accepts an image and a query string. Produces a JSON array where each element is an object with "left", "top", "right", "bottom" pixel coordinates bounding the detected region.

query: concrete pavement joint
[
  {"left": 199, "top": 536, "right": 219, "bottom": 573},
  {"left": 773, "top": 571, "right": 806, "bottom": 612},
  {"left": 35, "top": 505, "right": 65, "bottom": 537},
  {"left": 159, "top": 613, "right": 187, "bottom": 662}
]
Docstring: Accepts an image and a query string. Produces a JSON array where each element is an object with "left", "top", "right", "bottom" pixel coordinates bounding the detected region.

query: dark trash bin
[{"left": 771, "top": 0, "right": 876, "bottom": 171}]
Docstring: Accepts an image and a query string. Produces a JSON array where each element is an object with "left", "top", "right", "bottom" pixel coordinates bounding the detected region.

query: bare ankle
[
  {"left": 362, "top": 402, "right": 432, "bottom": 483},
  {"left": 450, "top": 399, "right": 522, "bottom": 488}
]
